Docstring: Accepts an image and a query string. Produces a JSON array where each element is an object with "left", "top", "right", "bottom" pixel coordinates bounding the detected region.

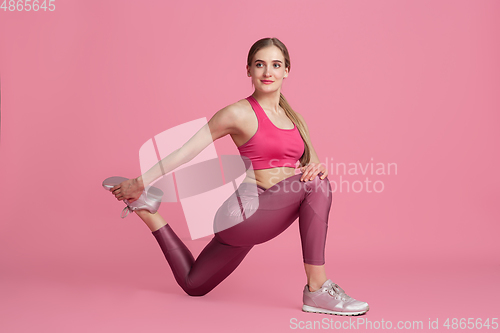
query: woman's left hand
[
  {"left": 298, "top": 162, "right": 328, "bottom": 181},
  {"left": 109, "top": 178, "right": 143, "bottom": 203}
]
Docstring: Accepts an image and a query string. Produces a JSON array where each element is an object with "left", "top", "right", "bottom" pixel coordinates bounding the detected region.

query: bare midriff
[{"left": 240, "top": 167, "right": 298, "bottom": 190}]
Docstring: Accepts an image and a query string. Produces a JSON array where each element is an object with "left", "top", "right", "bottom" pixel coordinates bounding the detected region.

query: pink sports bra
[{"left": 237, "top": 95, "right": 305, "bottom": 170}]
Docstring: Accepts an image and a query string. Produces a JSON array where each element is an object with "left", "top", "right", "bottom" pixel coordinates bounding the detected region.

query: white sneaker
[{"left": 302, "top": 279, "right": 369, "bottom": 316}]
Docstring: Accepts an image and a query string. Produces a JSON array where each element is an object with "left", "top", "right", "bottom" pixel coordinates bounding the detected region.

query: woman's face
[{"left": 247, "top": 45, "right": 288, "bottom": 92}]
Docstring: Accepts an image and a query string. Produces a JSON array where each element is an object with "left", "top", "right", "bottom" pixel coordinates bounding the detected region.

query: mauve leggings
[{"left": 152, "top": 173, "right": 332, "bottom": 296}]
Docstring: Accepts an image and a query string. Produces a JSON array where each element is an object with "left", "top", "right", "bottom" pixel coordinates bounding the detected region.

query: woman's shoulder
[
  {"left": 227, "top": 97, "right": 251, "bottom": 113},
  {"left": 207, "top": 98, "right": 254, "bottom": 137}
]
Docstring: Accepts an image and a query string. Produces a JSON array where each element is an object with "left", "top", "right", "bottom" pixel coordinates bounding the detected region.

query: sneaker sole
[{"left": 302, "top": 304, "right": 369, "bottom": 316}]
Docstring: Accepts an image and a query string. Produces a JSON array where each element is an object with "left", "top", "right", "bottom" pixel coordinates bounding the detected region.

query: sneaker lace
[
  {"left": 121, "top": 206, "right": 132, "bottom": 219},
  {"left": 327, "top": 282, "right": 351, "bottom": 302}
]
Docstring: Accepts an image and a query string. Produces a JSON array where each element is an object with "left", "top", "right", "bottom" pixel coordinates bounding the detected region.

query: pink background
[{"left": 1, "top": 0, "right": 499, "bottom": 332}]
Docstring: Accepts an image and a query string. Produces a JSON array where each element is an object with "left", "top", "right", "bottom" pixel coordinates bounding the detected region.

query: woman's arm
[
  {"left": 139, "top": 104, "right": 241, "bottom": 188},
  {"left": 111, "top": 104, "right": 241, "bottom": 202}
]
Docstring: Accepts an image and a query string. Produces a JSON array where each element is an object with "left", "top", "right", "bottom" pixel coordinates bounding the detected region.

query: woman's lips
[{"left": 261, "top": 80, "right": 274, "bottom": 84}]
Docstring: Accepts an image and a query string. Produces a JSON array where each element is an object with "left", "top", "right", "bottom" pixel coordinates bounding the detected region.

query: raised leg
[{"left": 135, "top": 209, "right": 252, "bottom": 296}]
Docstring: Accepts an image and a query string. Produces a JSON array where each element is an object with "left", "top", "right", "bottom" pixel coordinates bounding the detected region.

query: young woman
[{"left": 104, "top": 37, "right": 369, "bottom": 316}]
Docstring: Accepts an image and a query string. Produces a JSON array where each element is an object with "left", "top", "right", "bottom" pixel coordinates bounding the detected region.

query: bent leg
[
  {"left": 299, "top": 175, "right": 333, "bottom": 265},
  {"left": 152, "top": 223, "right": 252, "bottom": 296},
  {"left": 215, "top": 174, "right": 332, "bottom": 266}
]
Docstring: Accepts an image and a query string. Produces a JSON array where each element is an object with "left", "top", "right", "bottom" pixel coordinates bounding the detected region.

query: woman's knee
[{"left": 186, "top": 289, "right": 210, "bottom": 297}]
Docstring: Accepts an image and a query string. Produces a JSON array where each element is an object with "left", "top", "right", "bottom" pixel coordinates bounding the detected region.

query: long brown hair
[{"left": 247, "top": 37, "right": 311, "bottom": 168}]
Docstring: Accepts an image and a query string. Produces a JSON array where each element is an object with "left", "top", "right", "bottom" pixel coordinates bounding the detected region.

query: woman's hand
[
  {"left": 109, "top": 177, "right": 144, "bottom": 203},
  {"left": 298, "top": 162, "right": 328, "bottom": 181}
]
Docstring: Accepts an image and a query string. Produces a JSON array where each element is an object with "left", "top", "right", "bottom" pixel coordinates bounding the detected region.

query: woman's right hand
[{"left": 109, "top": 177, "right": 145, "bottom": 203}]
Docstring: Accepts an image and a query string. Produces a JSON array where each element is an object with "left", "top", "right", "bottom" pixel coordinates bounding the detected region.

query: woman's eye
[{"left": 256, "top": 63, "right": 280, "bottom": 68}]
